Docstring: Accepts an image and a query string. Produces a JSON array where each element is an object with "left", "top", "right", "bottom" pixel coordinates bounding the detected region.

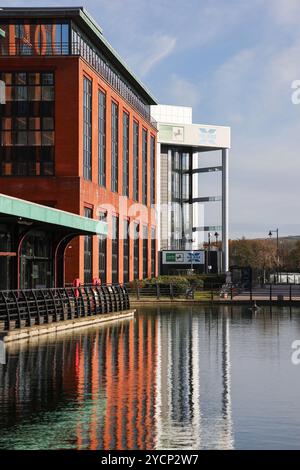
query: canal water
[{"left": 0, "top": 305, "right": 300, "bottom": 450}]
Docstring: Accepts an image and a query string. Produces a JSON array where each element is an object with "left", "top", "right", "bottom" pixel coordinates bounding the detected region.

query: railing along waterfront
[
  {"left": 127, "top": 282, "right": 300, "bottom": 303},
  {"left": 0, "top": 285, "right": 130, "bottom": 332}
]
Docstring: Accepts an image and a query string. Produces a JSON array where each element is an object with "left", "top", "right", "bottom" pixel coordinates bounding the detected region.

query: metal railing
[
  {"left": 230, "top": 284, "right": 300, "bottom": 302},
  {"left": 127, "top": 284, "right": 195, "bottom": 300},
  {"left": 0, "top": 285, "right": 130, "bottom": 332}
]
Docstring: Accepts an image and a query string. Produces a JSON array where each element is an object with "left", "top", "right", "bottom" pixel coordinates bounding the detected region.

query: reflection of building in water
[
  {"left": 0, "top": 318, "right": 158, "bottom": 450},
  {"left": 0, "top": 310, "right": 234, "bottom": 450},
  {"left": 75, "top": 317, "right": 158, "bottom": 450},
  {"left": 155, "top": 307, "right": 234, "bottom": 450}
]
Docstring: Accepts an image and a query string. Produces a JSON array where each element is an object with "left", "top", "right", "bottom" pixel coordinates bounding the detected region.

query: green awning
[
  {"left": 0, "top": 193, "right": 107, "bottom": 236},
  {"left": 0, "top": 28, "right": 5, "bottom": 38}
]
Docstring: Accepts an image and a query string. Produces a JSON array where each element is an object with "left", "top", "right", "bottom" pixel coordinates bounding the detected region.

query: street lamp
[
  {"left": 207, "top": 232, "right": 211, "bottom": 273},
  {"left": 215, "top": 232, "right": 220, "bottom": 274},
  {"left": 269, "top": 228, "right": 279, "bottom": 283}
]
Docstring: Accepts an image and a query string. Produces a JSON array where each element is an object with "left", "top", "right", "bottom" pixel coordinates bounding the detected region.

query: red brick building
[{"left": 0, "top": 7, "right": 158, "bottom": 286}]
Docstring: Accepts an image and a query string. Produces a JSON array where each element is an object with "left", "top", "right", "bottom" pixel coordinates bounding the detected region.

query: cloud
[
  {"left": 266, "top": 0, "right": 300, "bottom": 26},
  {"left": 164, "top": 74, "right": 201, "bottom": 108},
  {"left": 135, "top": 34, "right": 177, "bottom": 77}
]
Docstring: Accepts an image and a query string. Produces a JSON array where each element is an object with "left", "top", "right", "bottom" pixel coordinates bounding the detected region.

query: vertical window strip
[
  {"left": 111, "top": 101, "right": 118, "bottom": 192},
  {"left": 133, "top": 121, "right": 139, "bottom": 201},
  {"left": 98, "top": 90, "right": 106, "bottom": 186},
  {"left": 143, "top": 225, "right": 148, "bottom": 279},
  {"left": 142, "top": 129, "right": 148, "bottom": 205},
  {"left": 111, "top": 215, "right": 119, "bottom": 284},
  {"left": 123, "top": 112, "right": 129, "bottom": 197},
  {"left": 123, "top": 219, "right": 129, "bottom": 284},
  {"left": 83, "top": 77, "right": 92, "bottom": 180}
]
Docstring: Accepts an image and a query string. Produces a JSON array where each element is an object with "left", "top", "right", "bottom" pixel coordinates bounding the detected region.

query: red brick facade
[{"left": 0, "top": 55, "right": 158, "bottom": 284}]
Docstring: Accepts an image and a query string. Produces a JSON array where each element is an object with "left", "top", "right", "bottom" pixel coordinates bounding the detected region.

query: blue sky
[{"left": 4, "top": 0, "right": 300, "bottom": 239}]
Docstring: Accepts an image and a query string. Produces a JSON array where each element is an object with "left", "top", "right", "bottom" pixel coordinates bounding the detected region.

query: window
[
  {"left": 71, "top": 26, "right": 151, "bottom": 122},
  {"left": 99, "top": 211, "right": 107, "bottom": 283},
  {"left": 143, "top": 225, "right": 148, "bottom": 279},
  {"left": 123, "top": 112, "right": 129, "bottom": 197},
  {"left": 83, "top": 77, "right": 92, "bottom": 180},
  {"left": 123, "top": 219, "right": 130, "bottom": 284},
  {"left": 84, "top": 207, "right": 93, "bottom": 284},
  {"left": 0, "top": 71, "right": 55, "bottom": 176},
  {"left": 150, "top": 136, "right": 155, "bottom": 205},
  {"left": 142, "top": 129, "right": 148, "bottom": 205},
  {"left": 98, "top": 90, "right": 106, "bottom": 186},
  {"left": 112, "top": 215, "right": 119, "bottom": 284},
  {"left": 134, "top": 222, "right": 139, "bottom": 279},
  {"left": 133, "top": 121, "right": 139, "bottom": 201},
  {"left": 111, "top": 101, "right": 118, "bottom": 192},
  {"left": 151, "top": 227, "right": 156, "bottom": 278},
  {"left": 0, "top": 22, "right": 69, "bottom": 57}
]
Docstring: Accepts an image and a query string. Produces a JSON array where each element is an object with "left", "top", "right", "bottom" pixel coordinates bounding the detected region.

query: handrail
[{"left": 0, "top": 284, "right": 130, "bottom": 332}]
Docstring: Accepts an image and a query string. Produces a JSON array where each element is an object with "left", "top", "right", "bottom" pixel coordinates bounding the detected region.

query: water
[{"left": 0, "top": 305, "right": 300, "bottom": 450}]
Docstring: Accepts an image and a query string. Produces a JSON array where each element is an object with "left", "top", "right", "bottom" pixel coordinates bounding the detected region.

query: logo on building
[
  {"left": 172, "top": 126, "right": 184, "bottom": 142},
  {"left": 199, "top": 127, "right": 217, "bottom": 146}
]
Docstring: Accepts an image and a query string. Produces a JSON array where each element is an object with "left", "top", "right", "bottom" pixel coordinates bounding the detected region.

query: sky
[{"left": 3, "top": 0, "right": 300, "bottom": 239}]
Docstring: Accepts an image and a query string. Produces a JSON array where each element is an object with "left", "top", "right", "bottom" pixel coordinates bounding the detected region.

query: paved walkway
[{"left": 234, "top": 285, "right": 300, "bottom": 301}]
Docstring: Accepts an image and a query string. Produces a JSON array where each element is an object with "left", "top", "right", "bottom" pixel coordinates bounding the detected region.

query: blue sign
[{"left": 187, "top": 252, "right": 202, "bottom": 263}]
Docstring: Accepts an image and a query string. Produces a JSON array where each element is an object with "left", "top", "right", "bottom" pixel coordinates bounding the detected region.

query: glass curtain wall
[{"left": 0, "top": 71, "right": 55, "bottom": 176}]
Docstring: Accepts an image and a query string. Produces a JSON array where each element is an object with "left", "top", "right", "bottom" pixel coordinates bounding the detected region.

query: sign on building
[{"left": 162, "top": 250, "right": 205, "bottom": 265}]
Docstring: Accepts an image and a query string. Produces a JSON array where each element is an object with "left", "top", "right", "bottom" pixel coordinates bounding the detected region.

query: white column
[
  {"left": 156, "top": 142, "right": 161, "bottom": 252},
  {"left": 222, "top": 149, "right": 229, "bottom": 272}
]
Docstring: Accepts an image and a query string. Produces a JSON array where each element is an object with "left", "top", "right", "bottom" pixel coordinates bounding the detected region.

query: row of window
[
  {"left": 84, "top": 212, "right": 156, "bottom": 284},
  {"left": 0, "top": 23, "right": 70, "bottom": 56},
  {"left": 0, "top": 71, "right": 55, "bottom": 176},
  {"left": 72, "top": 27, "right": 151, "bottom": 122},
  {"left": 83, "top": 77, "right": 156, "bottom": 204}
]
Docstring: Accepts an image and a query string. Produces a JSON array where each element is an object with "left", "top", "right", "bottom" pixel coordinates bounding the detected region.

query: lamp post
[
  {"left": 215, "top": 232, "right": 220, "bottom": 274},
  {"left": 268, "top": 228, "right": 279, "bottom": 283},
  {"left": 207, "top": 232, "right": 211, "bottom": 274}
]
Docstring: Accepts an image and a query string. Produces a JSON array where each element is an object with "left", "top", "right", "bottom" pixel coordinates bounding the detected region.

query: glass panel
[
  {"left": 0, "top": 71, "right": 55, "bottom": 176},
  {"left": 61, "top": 24, "right": 69, "bottom": 54},
  {"left": 28, "top": 86, "right": 41, "bottom": 101},
  {"left": 0, "top": 25, "right": 9, "bottom": 55},
  {"left": 16, "top": 117, "right": 27, "bottom": 129},
  {"left": 29, "top": 117, "right": 41, "bottom": 130},
  {"left": 28, "top": 131, "right": 41, "bottom": 146},
  {"left": 28, "top": 72, "right": 40, "bottom": 85},
  {"left": 41, "top": 86, "right": 54, "bottom": 101},
  {"left": 14, "top": 86, "right": 27, "bottom": 101},
  {"left": 41, "top": 73, "right": 54, "bottom": 85},
  {"left": 42, "top": 117, "right": 54, "bottom": 130},
  {"left": 2, "top": 118, "right": 12, "bottom": 130},
  {"left": 42, "top": 131, "right": 54, "bottom": 146},
  {"left": 15, "top": 73, "right": 27, "bottom": 85}
]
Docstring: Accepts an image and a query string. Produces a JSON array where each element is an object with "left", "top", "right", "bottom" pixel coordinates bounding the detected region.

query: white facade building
[{"left": 151, "top": 105, "right": 231, "bottom": 273}]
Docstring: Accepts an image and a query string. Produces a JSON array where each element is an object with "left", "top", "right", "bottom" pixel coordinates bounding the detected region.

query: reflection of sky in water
[{"left": 0, "top": 306, "right": 300, "bottom": 450}]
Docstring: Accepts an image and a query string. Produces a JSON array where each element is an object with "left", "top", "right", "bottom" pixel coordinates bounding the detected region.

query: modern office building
[
  {"left": 151, "top": 105, "right": 230, "bottom": 274},
  {"left": 0, "top": 7, "right": 158, "bottom": 287}
]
